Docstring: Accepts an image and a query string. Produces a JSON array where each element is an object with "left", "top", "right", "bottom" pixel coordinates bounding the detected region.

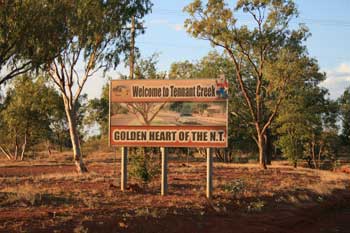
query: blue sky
[{"left": 84, "top": 0, "right": 350, "bottom": 99}]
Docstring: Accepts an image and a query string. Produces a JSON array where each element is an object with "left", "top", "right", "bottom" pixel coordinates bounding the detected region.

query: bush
[
  {"left": 129, "top": 148, "right": 159, "bottom": 185},
  {"left": 222, "top": 179, "right": 246, "bottom": 198},
  {"left": 247, "top": 199, "right": 266, "bottom": 212}
]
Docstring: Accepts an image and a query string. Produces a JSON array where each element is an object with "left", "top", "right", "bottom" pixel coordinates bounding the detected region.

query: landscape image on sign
[{"left": 111, "top": 101, "right": 227, "bottom": 126}]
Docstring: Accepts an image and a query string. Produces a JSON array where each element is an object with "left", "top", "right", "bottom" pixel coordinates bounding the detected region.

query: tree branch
[{"left": 0, "top": 61, "right": 32, "bottom": 86}]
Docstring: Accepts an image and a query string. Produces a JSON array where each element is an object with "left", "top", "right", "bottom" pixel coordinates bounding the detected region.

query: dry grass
[
  {"left": 317, "top": 169, "right": 350, "bottom": 182},
  {"left": 0, "top": 153, "right": 350, "bottom": 232},
  {"left": 0, "top": 183, "right": 42, "bottom": 206},
  {"left": 305, "top": 170, "right": 349, "bottom": 196}
]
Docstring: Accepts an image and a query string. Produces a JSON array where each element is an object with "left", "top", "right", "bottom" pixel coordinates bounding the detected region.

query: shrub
[
  {"left": 129, "top": 148, "right": 160, "bottom": 185},
  {"left": 247, "top": 199, "right": 266, "bottom": 212},
  {"left": 222, "top": 179, "right": 246, "bottom": 198}
]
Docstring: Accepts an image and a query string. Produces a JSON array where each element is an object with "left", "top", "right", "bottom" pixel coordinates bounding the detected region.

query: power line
[
  {"left": 133, "top": 41, "right": 350, "bottom": 62},
  {"left": 137, "top": 41, "right": 210, "bottom": 49},
  {"left": 149, "top": 9, "right": 350, "bottom": 28},
  {"left": 136, "top": 41, "right": 350, "bottom": 61}
]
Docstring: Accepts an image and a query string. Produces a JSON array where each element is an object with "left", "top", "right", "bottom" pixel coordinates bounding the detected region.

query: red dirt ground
[{"left": 0, "top": 160, "right": 349, "bottom": 233}]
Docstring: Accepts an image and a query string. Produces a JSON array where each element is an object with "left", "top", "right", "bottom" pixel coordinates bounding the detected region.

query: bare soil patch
[{"left": 0, "top": 156, "right": 349, "bottom": 233}]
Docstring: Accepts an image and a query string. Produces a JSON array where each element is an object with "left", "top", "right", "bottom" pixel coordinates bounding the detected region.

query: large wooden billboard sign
[{"left": 109, "top": 79, "right": 228, "bottom": 148}]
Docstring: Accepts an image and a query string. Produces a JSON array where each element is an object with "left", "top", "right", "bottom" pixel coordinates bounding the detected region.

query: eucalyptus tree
[
  {"left": 339, "top": 87, "right": 350, "bottom": 145},
  {"left": 46, "top": 0, "right": 152, "bottom": 173},
  {"left": 0, "top": 0, "right": 71, "bottom": 85},
  {"left": 184, "top": 0, "right": 314, "bottom": 168},
  {"left": 169, "top": 51, "right": 257, "bottom": 161},
  {"left": 86, "top": 54, "right": 165, "bottom": 140},
  {"left": 85, "top": 83, "right": 109, "bottom": 138},
  {"left": 169, "top": 61, "right": 197, "bottom": 80},
  {"left": 0, "top": 76, "right": 64, "bottom": 160},
  {"left": 275, "top": 84, "right": 326, "bottom": 168}
]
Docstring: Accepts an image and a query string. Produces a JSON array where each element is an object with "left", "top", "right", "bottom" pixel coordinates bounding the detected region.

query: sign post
[
  {"left": 109, "top": 79, "right": 228, "bottom": 197},
  {"left": 161, "top": 147, "right": 168, "bottom": 196},
  {"left": 206, "top": 148, "right": 213, "bottom": 199},
  {"left": 120, "top": 147, "right": 128, "bottom": 191}
]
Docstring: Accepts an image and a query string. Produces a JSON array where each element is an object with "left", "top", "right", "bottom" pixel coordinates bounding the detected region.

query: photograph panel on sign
[{"left": 110, "top": 101, "right": 227, "bottom": 127}]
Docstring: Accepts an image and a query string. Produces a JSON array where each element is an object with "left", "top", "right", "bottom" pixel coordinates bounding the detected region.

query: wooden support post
[
  {"left": 121, "top": 147, "right": 128, "bottom": 191},
  {"left": 161, "top": 147, "right": 168, "bottom": 196},
  {"left": 206, "top": 148, "right": 213, "bottom": 199}
]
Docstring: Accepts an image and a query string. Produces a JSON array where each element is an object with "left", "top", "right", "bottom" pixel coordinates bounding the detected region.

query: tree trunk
[
  {"left": 293, "top": 161, "right": 297, "bottom": 168},
  {"left": 311, "top": 141, "right": 317, "bottom": 169},
  {"left": 306, "top": 156, "right": 313, "bottom": 168},
  {"left": 14, "top": 131, "right": 18, "bottom": 160},
  {"left": 46, "top": 140, "right": 52, "bottom": 157},
  {"left": 258, "top": 133, "right": 267, "bottom": 169},
  {"left": 65, "top": 105, "right": 88, "bottom": 173},
  {"left": 20, "top": 133, "right": 27, "bottom": 161},
  {"left": 58, "top": 133, "right": 63, "bottom": 152},
  {"left": 0, "top": 145, "right": 13, "bottom": 160},
  {"left": 317, "top": 145, "right": 323, "bottom": 170}
]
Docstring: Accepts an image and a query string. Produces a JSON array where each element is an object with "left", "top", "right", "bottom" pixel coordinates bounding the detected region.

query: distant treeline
[{"left": 0, "top": 0, "right": 349, "bottom": 172}]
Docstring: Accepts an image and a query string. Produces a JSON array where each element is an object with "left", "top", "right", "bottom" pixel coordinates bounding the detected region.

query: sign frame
[{"left": 109, "top": 79, "right": 229, "bottom": 148}]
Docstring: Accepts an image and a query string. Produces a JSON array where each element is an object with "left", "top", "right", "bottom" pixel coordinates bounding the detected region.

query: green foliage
[
  {"left": 222, "top": 179, "right": 246, "bottom": 198},
  {"left": 0, "top": 75, "right": 89, "bottom": 159},
  {"left": 129, "top": 148, "right": 159, "bottom": 184},
  {"left": 0, "top": 76, "right": 63, "bottom": 158},
  {"left": 0, "top": 0, "right": 72, "bottom": 85},
  {"left": 184, "top": 0, "right": 316, "bottom": 167},
  {"left": 35, "top": 1, "right": 153, "bottom": 172},
  {"left": 87, "top": 53, "right": 166, "bottom": 140},
  {"left": 57, "top": 0, "right": 153, "bottom": 72},
  {"left": 169, "top": 51, "right": 256, "bottom": 155},
  {"left": 169, "top": 51, "right": 234, "bottom": 80},
  {"left": 339, "top": 87, "right": 350, "bottom": 145},
  {"left": 275, "top": 81, "right": 340, "bottom": 168},
  {"left": 276, "top": 133, "right": 304, "bottom": 167},
  {"left": 134, "top": 53, "right": 167, "bottom": 80},
  {"left": 247, "top": 199, "right": 266, "bottom": 212},
  {"left": 169, "top": 51, "right": 256, "bottom": 156},
  {"left": 48, "top": 93, "right": 71, "bottom": 151},
  {"left": 85, "top": 84, "right": 109, "bottom": 137},
  {"left": 168, "top": 61, "right": 197, "bottom": 79}
]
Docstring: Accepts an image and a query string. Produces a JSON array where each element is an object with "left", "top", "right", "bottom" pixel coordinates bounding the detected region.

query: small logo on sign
[
  {"left": 216, "top": 76, "right": 228, "bottom": 99},
  {"left": 113, "top": 85, "right": 129, "bottom": 97}
]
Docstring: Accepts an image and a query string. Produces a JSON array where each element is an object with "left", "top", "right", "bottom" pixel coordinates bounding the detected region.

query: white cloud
[
  {"left": 338, "top": 63, "right": 350, "bottom": 73},
  {"left": 147, "top": 18, "right": 184, "bottom": 32},
  {"left": 321, "top": 63, "right": 350, "bottom": 99},
  {"left": 173, "top": 24, "right": 184, "bottom": 31}
]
